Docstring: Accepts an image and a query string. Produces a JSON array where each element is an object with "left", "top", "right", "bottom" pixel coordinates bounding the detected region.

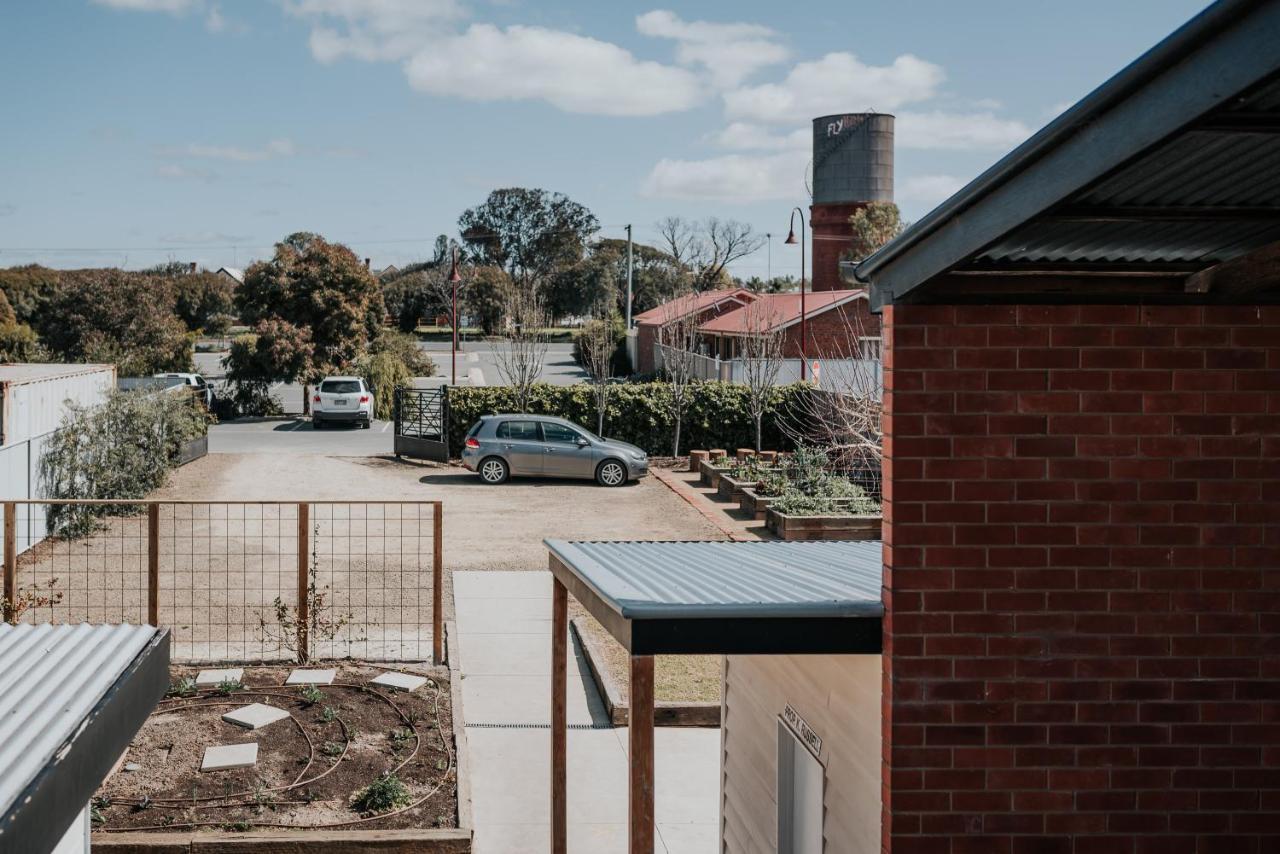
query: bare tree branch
[
  {"left": 490, "top": 288, "right": 549, "bottom": 412},
  {"left": 579, "top": 317, "right": 615, "bottom": 436},
  {"left": 737, "top": 299, "right": 787, "bottom": 451},
  {"left": 656, "top": 296, "right": 703, "bottom": 457}
]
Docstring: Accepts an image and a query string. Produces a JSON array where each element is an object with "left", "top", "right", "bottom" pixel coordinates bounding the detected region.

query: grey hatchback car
[{"left": 460, "top": 415, "right": 648, "bottom": 486}]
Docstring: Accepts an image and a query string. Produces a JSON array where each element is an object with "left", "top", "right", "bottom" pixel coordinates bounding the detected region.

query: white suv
[{"left": 312, "top": 376, "right": 372, "bottom": 429}]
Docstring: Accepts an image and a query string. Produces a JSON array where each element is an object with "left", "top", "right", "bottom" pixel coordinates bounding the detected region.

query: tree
[
  {"left": 656, "top": 216, "right": 765, "bottom": 291},
  {"left": 171, "top": 271, "right": 237, "bottom": 333},
  {"left": 847, "top": 202, "right": 906, "bottom": 262},
  {"left": 237, "top": 232, "right": 381, "bottom": 411},
  {"left": 738, "top": 300, "right": 787, "bottom": 451},
  {"left": 40, "top": 269, "right": 191, "bottom": 375},
  {"left": 656, "top": 298, "right": 703, "bottom": 457},
  {"left": 458, "top": 188, "right": 599, "bottom": 295},
  {"left": 0, "top": 264, "right": 64, "bottom": 325},
  {"left": 0, "top": 321, "right": 40, "bottom": 362},
  {"left": 491, "top": 289, "right": 549, "bottom": 412},
  {"left": 465, "top": 266, "right": 513, "bottom": 336},
  {"left": 577, "top": 317, "right": 617, "bottom": 435}
]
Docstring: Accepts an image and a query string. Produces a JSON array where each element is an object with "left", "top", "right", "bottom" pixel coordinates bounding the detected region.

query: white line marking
[
  {"left": 381, "top": 422, "right": 391, "bottom": 432},
  {"left": 288, "top": 420, "right": 305, "bottom": 431}
]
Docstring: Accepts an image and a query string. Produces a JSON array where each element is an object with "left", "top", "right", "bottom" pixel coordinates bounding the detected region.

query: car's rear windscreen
[{"left": 320, "top": 380, "right": 361, "bottom": 394}]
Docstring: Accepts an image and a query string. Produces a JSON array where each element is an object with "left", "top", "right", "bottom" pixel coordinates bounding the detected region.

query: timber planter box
[
  {"left": 766, "top": 508, "right": 882, "bottom": 541},
  {"left": 716, "top": 472, "right": 754, "bottom": 502},
  {"left": 738, "top": 487, "right": 777, "bottom": 521},
  {"left": 699, "top": 457, "right": 728, "bottom": 489}
]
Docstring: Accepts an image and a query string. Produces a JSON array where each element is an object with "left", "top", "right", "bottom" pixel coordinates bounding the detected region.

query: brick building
[
  {"left": 698, "top": 289, "right": 882, "bottom": 361},
  {"left": 847, "top": 1, "right": 1280, "bottom": 848},
  {"left": 631, "top": 288, "right": 753, "bottom": 374}
]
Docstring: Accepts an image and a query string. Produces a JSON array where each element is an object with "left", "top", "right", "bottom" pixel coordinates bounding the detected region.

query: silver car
[{"left": 460, "top": 415, "right": 648, "bottom": 486}]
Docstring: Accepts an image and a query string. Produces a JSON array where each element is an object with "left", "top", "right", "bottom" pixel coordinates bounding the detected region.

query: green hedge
[{"left": 445, "top": 382, "right": 810, "bottom": 456}]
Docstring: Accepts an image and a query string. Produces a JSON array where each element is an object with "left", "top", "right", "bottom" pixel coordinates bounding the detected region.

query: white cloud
[
  {"left": 898, "top": 174, "right": 965, "bottom": 205},
  {"left": 896, "top": 110, "right": 1030, "bottom": 150},
  {"left": 724, "top": 52, "right": 944, "bottom": 125},
  {"left": 636, "top": 10, "right": 788, "bottom": 88},
  {"left": 286, "top": 0, "right": 465, "bottom": 61},
  {"left": 707, "top": 122, "right": 807, "bottom": 152},
  {"left": 91, "top": 0, "right": 196, "bottom": 11},
  {"left": 172, "top": 138, "right": 297, "bottom": 162},
  {"left": 642, "top": 152, "right": 805, "bottom": 202},
  {"left": 403, "top": 25, "right": 703, "bottom": 116}
]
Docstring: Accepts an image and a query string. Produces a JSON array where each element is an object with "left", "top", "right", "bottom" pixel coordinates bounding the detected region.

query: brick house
[
  {"left": 632, "top": 288, "right": 754, "bottom": 374},
  {"left": 843, "top": 1, "right": 1280, "bottom": 849},
  {"left": 698, "top": 289, "right": 882, "bottom": 361}
]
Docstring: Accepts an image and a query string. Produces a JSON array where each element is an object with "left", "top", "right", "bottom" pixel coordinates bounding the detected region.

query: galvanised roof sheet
[
  {"left": 544, "top": 539, "right": 883, "bottom": 620},
  {"left": 0, "top": 623, "right": 159, "bottom": 818}
]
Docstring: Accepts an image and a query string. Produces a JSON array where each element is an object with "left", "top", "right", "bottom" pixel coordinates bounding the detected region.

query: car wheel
[
  {"left": 479, "top": 457, "right": 509, "bottom": 485},
  {"left": 596, "top": 459, "right": 627, "bottom": 487},
  {"left": 313, "top": 419, "right": 324, "bottom": 430},
  {"left": 361, "top": 420, "right": 371, "bottom": 429}
]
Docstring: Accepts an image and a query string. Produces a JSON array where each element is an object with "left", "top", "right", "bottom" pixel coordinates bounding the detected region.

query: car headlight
[{"left": 630, "top": 449, "right": 647, "bottom": 461}]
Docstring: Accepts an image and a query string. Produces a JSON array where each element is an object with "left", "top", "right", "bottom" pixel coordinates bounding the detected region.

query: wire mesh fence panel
[
  {"left": 310, "top": 502, "right": 438, "bottom": 662},
  {"left": 3, "top": 501, "right": 441, "bottom": 664},
  {"left": 5, "top": 503, "right": 149, "bottom": 627},
  {"left": 160, "top": 503, "right": 300, "bottom": 663}
]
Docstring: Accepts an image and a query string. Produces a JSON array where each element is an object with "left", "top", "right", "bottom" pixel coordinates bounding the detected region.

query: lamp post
[
  {"left": 449, "top": 247, "right": 462, "bottom": 386},
  {"left": 784, "top": 208, "right": 807, "bottom": 380}
]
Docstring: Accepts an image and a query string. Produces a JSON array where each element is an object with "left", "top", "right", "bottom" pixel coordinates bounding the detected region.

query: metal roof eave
[
  {"left": 0, "top": 626, "right": 170, "bottom": 853},
  {"left": 545, "top": 539, "right": 884, "bottom": 656},
  {"left": 852, "top": 0, "right": 1280, "bottom": 307}
]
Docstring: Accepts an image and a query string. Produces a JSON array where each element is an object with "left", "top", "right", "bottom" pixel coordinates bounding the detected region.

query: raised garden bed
[
  {"left": 92, "top": 662, "right": 468, "bottom": 853},
  {"left": 698, "top": 457, "right": 727, "bottom": 489},
  {"left": 766, "top": 508, "right": 882, "bottom": 541},
  {"left": 738, "top": 487, "right": 776, "bottom": 521},
  {"left": 716, "top": 471, "right": 756, "bottom": 502}
]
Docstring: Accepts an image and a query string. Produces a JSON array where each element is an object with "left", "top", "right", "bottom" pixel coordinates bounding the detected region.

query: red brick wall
[
  {"left": 881, "top": 304, "right": 1280, "bottom": 853},
  {"left": 780, "top": 295, "right": 882, "bottom": 359},
  {"left": 811, "top": 201, "right": 866, "bottom": 292},
  {"left": 636, "top": 322, "right": 657, "bottom": 373}
]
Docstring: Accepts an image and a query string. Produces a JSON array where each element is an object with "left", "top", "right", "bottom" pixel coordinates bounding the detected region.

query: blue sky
[{"left": 1, "top": 0, "right": 1210, "bottom": 279}]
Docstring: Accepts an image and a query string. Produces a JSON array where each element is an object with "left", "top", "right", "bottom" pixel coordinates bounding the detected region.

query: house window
[
  {"left": 857, "top": 337, "right": 883, "bottom": 360},
  {"left": 777, "top": 720, "right": 824, "bottom": 854}
]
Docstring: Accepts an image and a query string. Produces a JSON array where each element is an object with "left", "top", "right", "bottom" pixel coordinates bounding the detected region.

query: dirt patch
[{"left": 94, "top": 663, "right": 456, "bottom": 834}]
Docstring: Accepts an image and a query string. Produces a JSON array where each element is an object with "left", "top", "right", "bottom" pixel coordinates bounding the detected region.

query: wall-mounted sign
[{"left": 782, "top": 704, "right": 822, "bottom": 760}]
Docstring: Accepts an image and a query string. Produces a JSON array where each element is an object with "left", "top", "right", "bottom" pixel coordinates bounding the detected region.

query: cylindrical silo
[{"left": 809, "top": 113, "right": 894, "bottom": 291}]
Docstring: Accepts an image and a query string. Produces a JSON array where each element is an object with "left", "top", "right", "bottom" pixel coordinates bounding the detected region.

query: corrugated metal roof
[
  {"left": 698, "top": 290, "right": 866, "bottom": 335},
  {"left": 852, "top": 0, "right": 1280, "bottom": 305},
  {"left": 0, "top": 623, "right": 159, "bottom": 817},
  {"left": 544, "top": 539, "right": 883, "bottom": 619},
  {"left": 0, "top": 363, "right": 115, "bottom": 386},
  {"left": 632, "top": 289, "right": 755, "bottom": 325}
]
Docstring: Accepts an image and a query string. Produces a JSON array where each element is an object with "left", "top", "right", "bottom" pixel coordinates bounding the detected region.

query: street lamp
[
  {"left": 449, "top": 247, "right": 462, "bottom": 386},
  {"left": 784, "top": 207, "right": 807, "bottom": 380}
]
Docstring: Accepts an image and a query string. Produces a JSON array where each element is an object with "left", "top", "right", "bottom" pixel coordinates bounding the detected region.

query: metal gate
[{"left": 394, "top": 387, "right": 449, "bottom": 462}]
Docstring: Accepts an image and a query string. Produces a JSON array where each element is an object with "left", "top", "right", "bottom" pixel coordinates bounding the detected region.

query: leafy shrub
[
  {"left": 350, "top": 772, "right": 412, "bottom": 815},
  {"left": 757, "top": 472, "right": 790, "bottom": 497},
  {"left": 769, "top": 491, "right": 837, "bottom": 516},
  {"left": 446, "top": 381, "right": 814, "bottom": 457},
  {"left": 212, "top": 381, "right": 283, "bottom": 420},
  {"left": 362, "top": 352, "right": 411, "bottom": 420},
  {"left": 39, "top": 389, "right": 210, "bottom": 537},
  {"left": 0, "top": 321, "right": 41, "bottom": 362},
  {"left": 368, "top": 329, "right": 435, "bottom": 377}
]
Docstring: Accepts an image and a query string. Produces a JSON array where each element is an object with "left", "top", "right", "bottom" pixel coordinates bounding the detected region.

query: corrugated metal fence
[{"left": 0, "top": 500, "right": 443, "bottom": 666}]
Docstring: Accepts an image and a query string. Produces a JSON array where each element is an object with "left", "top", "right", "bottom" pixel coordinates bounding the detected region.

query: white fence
[{"left": 654, "top": 344, "right": 882, "bottom": 395}]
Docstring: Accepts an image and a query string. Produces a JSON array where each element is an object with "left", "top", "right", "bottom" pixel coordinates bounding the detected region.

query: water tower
[{"left": 809, "top": 113, "right": 894, "bottom": 291}]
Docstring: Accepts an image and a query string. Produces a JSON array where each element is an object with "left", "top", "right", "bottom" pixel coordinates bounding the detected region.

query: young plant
[
  {"left": 321, "top": 740, "right": 344, "bottom": 758},
  {"left": 213, "top": 678, "right": 244, "bottom": 697},
  {"left": 256, "top": 520, "right": 357, "bottom": 661},
  {"left": 320, "top": 705, "right": 338, "bottom": 723},
  {"left": 299, "top": 684, "right": 324, "bottom": 706},
  {"left": 350, "top": 772, "right": 412, "bottom": 815},
  {"left": 167, "top": 676, "right": 198, "bottom": 698},
  {"left": 2, "top": 578, "right": 64, "bottom": 624}
]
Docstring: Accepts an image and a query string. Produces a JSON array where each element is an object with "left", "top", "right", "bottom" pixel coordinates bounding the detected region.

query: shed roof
[
  {"left": 216, "top": 266, "right": 245, "bottom": 284},
  {"left": 0, "top": 623, "right": 169, "bottom": 851},
  {"left": 545, "top": 539, "right": 883, "bottom": 655},
  {"left": 851, "top": 0, "right": 1280, "bottom": 306},
  {"left": 0, "top": 363, "right": 115, "bottom": 385},
  {"left": 632, "top": 288, "right": 754, "bottom": 325},
  {"left": 698, "top": 289, "right": 866, "bottom": 336}
]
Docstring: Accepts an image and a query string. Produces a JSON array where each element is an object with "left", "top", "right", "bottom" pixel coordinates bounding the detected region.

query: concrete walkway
[{"left": 454, "top": 571, "right": 719, "bottom": 853}]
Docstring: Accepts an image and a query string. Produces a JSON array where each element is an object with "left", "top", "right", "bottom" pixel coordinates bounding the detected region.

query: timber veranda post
[
  {"left": 3, "top": 502, "right": 15, "bottom": 623},
  {"left": 297, "top": 502, "right": 310, "bottom": 663}
]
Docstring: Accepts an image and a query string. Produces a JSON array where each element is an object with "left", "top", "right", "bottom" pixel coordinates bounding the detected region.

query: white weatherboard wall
[
  {"left": 0, "top": 364, "right": 115, "bottom": 552},
  {"left": 721, "top": 654, "right": 881, "bottom": 854}
]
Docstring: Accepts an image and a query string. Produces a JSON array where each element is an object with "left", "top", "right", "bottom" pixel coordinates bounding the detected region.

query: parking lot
[{"left": 208, "top": 417, "right": 395, "bottom": 455}]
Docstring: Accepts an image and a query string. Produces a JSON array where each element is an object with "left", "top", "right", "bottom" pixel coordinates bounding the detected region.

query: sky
[{"left": 0, "top": 0, "right": 1212, "bottom": 280}]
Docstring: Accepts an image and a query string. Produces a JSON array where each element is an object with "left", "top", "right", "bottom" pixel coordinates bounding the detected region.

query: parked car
[
  {"left": 312, "top": 376, "right": 372, "bottom": 429},
  {"left": 153, "top": 372, "right": 215, "bottom": 408},
  {"left": 461, "top": 414, "right": 648, "bottom": 486}
]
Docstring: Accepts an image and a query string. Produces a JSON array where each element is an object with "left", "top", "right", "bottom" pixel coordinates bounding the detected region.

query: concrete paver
[{"left": 454, "top": 570, "right": 718, "bottom": 853}]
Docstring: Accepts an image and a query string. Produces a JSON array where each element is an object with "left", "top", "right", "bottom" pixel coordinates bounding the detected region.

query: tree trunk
[
  {"left": 755, "top": 414, "right": 762, "bottom": 452},
  {"left": 302, "top": 383, "right": 310, "bottom": 416},
  {"left": 672, "top": 414, "right": 682, "bottom": 459},
  {"left": 597, "top": 402, "right": 604, "bottom": 437}
]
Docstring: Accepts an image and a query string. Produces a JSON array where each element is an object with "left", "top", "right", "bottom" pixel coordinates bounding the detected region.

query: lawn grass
[{"left": 575, "top": 605, "right": 721, "bottom": 705}]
